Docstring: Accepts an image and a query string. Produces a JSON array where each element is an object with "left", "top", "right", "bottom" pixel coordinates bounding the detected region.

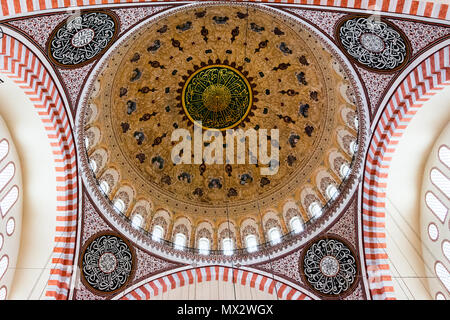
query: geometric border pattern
[
  {"left": 361, "top": 45, "right": 450, "bottom": 300},
  {"left": 119, "top": 266, "right": 313, "bottom": 300},
  {"left": 0, "top": 34, "right": 78, "bottom": 300},
  {"left": 0, "top": 0, "right": 449, "bottom": 20}
]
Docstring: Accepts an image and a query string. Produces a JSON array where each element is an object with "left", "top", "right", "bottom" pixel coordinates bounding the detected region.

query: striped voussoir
[
  {"left": 0, "top": 0, "right": 449, "bottom": 20},
  {"left": 362, "top": 45, "right": 450, "bottom": 300},
  {"left": 121, "top": 266, "right": 313, "bottom": 300},
  {"left": 0, "top": 34, "right": 78, "bottom": 300}
]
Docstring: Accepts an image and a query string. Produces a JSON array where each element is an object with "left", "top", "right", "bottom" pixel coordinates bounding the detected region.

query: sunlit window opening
[
  {"left": 152, "top": 225, "right": 164, "bottom": 242},
  {"left": 0, "top": 186, "right": 18, "bottom": 218},
  {"left": 0, "top": 140, "right": 9, "bottom": 163},
  {"left": 89, "top": 159, "right": 97, "bottom": 173},
  {"left": 425, "top": 192, "right": 448, "bottom": 223},
  {"left": 309, "top": 202, "right": 322, "bottom": 218},
  {"left": 435, "top": 262, "right": 450, "bottom": 292},
  {"left": 349, "top": 140, "right": 357, "bottom": 155},
  {"left": 438, "top": 145, "right": 450, "bottom": 168},
  {"left": 340, "top": 163, "right": 350, "bottom": 178},
  {"left": 326, "top": 184, "right": 339, "bottom": 200},
  {"left": 0, "top": 163, "right": 14, "bottom": 192},
  {"left": 430, "top": 168, "right": 450, "bottom": 198},
  {"left": 198, "top": 237, "right": 210, "bottom": 255},
  {"left": 245, "top": 234, "right": 258, "bottom": 253},
  {"left": 174, "top": 233, "right": 186, "bottom": 251},
  {"left": 222, "top": 238, "right": 233, "bottom": 256},
  {"left": 113, "top": 198, "right": 125, "bottom": 213},
  {"left": 99, "top": 180, "right": 109, "bottom": 195},
  {"left": 289, "top": 216, "right": 303, "bottom": 234},
  {"left": 269, "top": 227, "right": 281, "bottom": 245},
  {"left": 131, "top": 214, "right": 143, "bottom": 229}
]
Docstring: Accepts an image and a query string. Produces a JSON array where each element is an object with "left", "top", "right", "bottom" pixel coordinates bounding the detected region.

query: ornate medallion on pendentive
[
  {"left": 300, "top": 236, "right": 358, "bottom": 297},
  {"left": 80, "top": 233, "right": 134, "bottom": 294},
  {"left": 47, "top": 11, "right": 118, "bottom": 67},
  {"left": 336, "top": 16, "right": 410, "bottom": 72}
]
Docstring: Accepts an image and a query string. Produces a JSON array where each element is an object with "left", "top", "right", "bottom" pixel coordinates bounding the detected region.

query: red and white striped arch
[
  {"left": 362, "top": 45, "right": 450, "bottom": 300},
  {"left": 119, "top": 266, "right": 313, "bottom": 300},
  {"left": 0, "top": 0, "right": 449, "bottom": 20},
  {"left": 0, "top": 34, "right": 78, "bottom": 300}
]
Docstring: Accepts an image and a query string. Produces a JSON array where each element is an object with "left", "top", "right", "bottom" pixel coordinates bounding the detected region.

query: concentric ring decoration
[
  {"left": 300, "top": 236, "right": 359, "bottom": 298},
  {"left": 80, "top": 233, "right": 135, "bottom": 295},
  {"left": 335, "top": 15, "right": 411, "bottom": 72},
  {"left": 181, "top": 64, "right": 253, "bottom": 131},
  {"left": 47, "top": 10, "right": 119, "bottom": 68}
]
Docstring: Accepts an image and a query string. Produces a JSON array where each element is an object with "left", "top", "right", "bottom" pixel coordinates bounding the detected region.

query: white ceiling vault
[{"left": 0, "top": 0, "right": 448, "bottom": 300}]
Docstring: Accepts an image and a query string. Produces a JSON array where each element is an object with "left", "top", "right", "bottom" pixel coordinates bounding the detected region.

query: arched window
[
  {"left": 222, "top": 238, "right": 233, "bottom": 256},
  {"left": 438, "top": 145, "right": 450, "bottom": 168},
  {"left": 430, "top": 168, "right": 450, "bottom": 198},
  {"left": 354, "top": 117, "right": 359, "bottom": 130},
  {"left": 99, "top": 180, "right": 109, "bottom": 195},
  {"left": 84, "top": 136, "right": 90, "bottom": 150},
  {"left": 340, "top": 163, "right": 350, "bottom": 178},
  {"left": 0, "top": 140, "right": 9, "bottom": 162},
  {"left": 89, "top": 159, "right": 97, "bottom": 173},
  {"left": 131, "top": 214, "right": 143, "bottom": 229},
  {"left": 152, "top": 225, "right": 164, "bottom": 242},
  {"left": 289, "top": 216, "right": 303, "bottom": 234},
  {"left": 245, "top": 234, "right": 258, "bottom": 253},
  {"left": 174, "top": 233, "right": 186, "bottom": 251},
  {"left": 268, "top": 227, "right": 281, "bottom": 245},
  {"left": 349, "top": 140, "right": 357, "bottom": 155},
  {"left": 425, "top": 192, "right": 448, "bottom": 223},
  {"left": 309, "top": 202, "right": 322, "bottom": 218},
  {"left": 113, "top": 198, "right": 125, "bottom": 213},
  {"left": 326, "top": 184, "right": 339, "bottom": 200},
  {"left": 0, "top": 163, "right": 14, "bottom": 192},
  {"left": 435, "top": 262, "right": 450, "bottom": 292},
  {"left": 0, "top": 186, "right": 18, "bottom": 218},
  {"left": 198, "top": 237, "right": 210, "bottom": 255}
]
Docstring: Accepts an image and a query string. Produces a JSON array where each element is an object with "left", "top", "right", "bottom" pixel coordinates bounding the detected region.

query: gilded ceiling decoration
[
  {"left": 85, "top": 4, "right": 360, "bottom": 225},
  {"left": 80, "top": 233, "right": 135, "bottom": 294},
  {"left": 181, "top": 63, "right": 254, "bottom": 130},
  {"left": 47, "top": 11, "right": 118, "bottom": 67},
  {"left": 336, "top": 16, "right": 410, "bottom": 72},
  {"left": 300, "top": 237, "right": 358, "bottom": 297}
]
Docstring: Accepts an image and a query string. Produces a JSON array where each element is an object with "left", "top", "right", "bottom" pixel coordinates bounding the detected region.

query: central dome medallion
[{"left": 182, "top": 64, "right": 253, "bottom": 130}]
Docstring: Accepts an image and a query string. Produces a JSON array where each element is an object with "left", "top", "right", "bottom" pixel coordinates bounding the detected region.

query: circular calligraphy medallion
[
  {"left": 80, "top": 233, "right": 134, "bottom": 294},
  {"left": 48, "top": 11, "right": 118, "bottom": 67},
  {"left": 181, "top": 65, "right": 253, "bottom": 131},
  {"left": 300, "top": 237, "right": 358, "bottom": 297},
  {"left": 336, "top": 16, "right": 410, "bottom": 72}
]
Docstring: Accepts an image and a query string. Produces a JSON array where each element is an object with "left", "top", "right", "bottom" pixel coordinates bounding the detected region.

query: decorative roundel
[
  {"left": 300, "top": 237, "right": 358, "bottom": 297},
  {"left": 48, "top": 11, "right": 118, "bottom": 67},
  {"left": 181, "top": 64, "right": 253, "bottom": 131},
  {"left": 80, "top": 233, "right": 134, "bottom": 294},
  {"left": 336, "top": 16, "right": 410, "bottom": 71}
]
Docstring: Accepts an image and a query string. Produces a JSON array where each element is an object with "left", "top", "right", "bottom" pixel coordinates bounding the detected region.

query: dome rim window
[
  {"left": 268, "top": 227, "right": 281, "bottom": 245},
  {"left": 113, "top": 198, "right": 125, "bottom": 213},
  {"left": 152, "top": 225, "right": 164, "bottom": 242},
  {"left": 326, "top": 184, "right": 339, "bottom": 200},
  {"left": 245, "top": 234, "right": 258, "bottom": 253},
  {"left": 198, "top": 237, "right": 210, "bottom": 255},
  {"left": 131, "top": 214, "right": 143, "bottom": 229},
  {"left": 289, "top": 216, "right": 303, "bottom": 234},
  {"left": 309, "top": 202, "right": 322, "bottom": 218},
  {"left": 174, "top": 233, "right": 187, "bottom": 251},
  {"left": 99, "top": 180, "right": 109, "bottom": 195},
  {"left": 222, "top": 238, "right": 234, "bottom": 256}
]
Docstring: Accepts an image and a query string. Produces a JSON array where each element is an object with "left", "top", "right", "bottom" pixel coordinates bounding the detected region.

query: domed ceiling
[{"left": 82, "top": 3, "right": 361, "bottom": 256}]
